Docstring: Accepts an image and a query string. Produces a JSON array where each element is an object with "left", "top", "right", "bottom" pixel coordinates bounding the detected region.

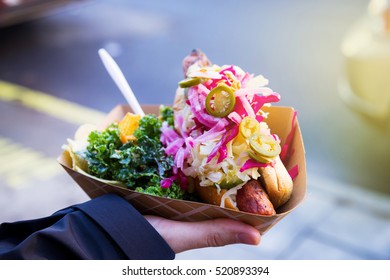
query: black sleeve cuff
[{"left": 74, "top": 194, "right": 175, "bottom": 260}]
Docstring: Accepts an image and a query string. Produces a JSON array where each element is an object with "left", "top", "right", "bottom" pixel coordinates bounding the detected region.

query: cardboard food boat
[{"left": 58, "top": 104, "right": 306, "bottom": 235}]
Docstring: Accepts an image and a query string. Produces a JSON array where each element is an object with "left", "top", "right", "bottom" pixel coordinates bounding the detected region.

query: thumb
[{"left": 145, "top": 216, "right": 261, "bottom": 254}]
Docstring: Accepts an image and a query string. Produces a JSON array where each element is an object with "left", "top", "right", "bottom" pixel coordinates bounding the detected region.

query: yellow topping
[
  {"left": 239, "top": 116, "right": 261, "bottom": 139},
  {"left": 249, "top": 134, "right": 281, "bottom": 163},
  {"left": 118, "top": 112, "right": 141, "bottom": 143}
]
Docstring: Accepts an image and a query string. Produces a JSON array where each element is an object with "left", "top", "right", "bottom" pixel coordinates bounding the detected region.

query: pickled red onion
[
  {"left": 288, "top": 164, "right": 299, "bottom": 180},
  {"left": 240, "top": 159, "right": 271, "bottom": 172}
]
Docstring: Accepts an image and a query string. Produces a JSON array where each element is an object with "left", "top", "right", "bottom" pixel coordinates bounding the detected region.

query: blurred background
[{"left": 0, "top": 0, "right": 389, "bottom": 259}]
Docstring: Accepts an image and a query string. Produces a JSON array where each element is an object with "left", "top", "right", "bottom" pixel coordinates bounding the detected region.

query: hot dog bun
[
  {"left": 258, "top": 156, "right": 293, "bottom": 209},
  {"left": 194, "top": 184, "right": 239, "bottom": 211}
]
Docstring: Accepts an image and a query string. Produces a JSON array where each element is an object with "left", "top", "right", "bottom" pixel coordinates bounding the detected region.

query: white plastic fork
[{"left": 98, "top": 48, "right": 145, "bottom": 117}]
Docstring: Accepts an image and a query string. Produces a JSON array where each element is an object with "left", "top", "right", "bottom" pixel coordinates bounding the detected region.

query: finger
[{"left": 145, "top": 216, "right": 261, "bottom": 254}]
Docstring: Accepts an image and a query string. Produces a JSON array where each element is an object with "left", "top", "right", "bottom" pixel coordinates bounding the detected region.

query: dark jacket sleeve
[{"left": 0, "top": 194, "right": 175, "bottom": 260}]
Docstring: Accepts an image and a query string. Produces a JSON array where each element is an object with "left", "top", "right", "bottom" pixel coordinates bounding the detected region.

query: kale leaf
[
  {"left": 160, "top": 105, "right": 174, "bottom": 127},
  {"left": 85, "top": 108, "right": 184, "bottom": 199}
]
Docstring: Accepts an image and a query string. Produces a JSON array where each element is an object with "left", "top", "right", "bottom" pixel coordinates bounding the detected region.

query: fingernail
[{"left": 237, "top": 232, "right": 259, "bottom": 245}]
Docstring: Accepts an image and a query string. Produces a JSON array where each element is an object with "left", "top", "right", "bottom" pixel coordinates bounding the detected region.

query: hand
[{"left": 145, "top": 216, "right": 261, "bottom": 253}]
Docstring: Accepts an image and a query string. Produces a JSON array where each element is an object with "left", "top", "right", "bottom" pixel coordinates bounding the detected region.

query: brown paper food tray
[{"left": 58, "top": 104, "right": 306, "bottom": 234}]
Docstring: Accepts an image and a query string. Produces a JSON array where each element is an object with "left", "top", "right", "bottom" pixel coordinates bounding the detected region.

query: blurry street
[{"left": 0, "top": 0, "right": 389, "bottom": 259}]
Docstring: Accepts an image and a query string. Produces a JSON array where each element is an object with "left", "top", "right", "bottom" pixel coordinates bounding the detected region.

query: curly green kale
[
  {"left": 85, "top": 108, "right": 184, "bottom": 199},
  {"left": 136, "top": 182, "right": 183, "bottom": 200},
  {"left": 86, "top": 124, "right": 122, "bottom": 180},
  {"left": 160, "top": 105, "right": 174, "bottom": 127}
]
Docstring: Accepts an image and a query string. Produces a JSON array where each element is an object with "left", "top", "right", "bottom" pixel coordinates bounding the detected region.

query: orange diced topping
[{"left": 118, "top": 112, "right": 141, "bottom": 143}]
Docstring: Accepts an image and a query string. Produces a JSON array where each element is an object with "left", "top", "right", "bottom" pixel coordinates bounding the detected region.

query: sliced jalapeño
[
  {"left": 249, "top": 134, "right": 281, "bottom": 162},
  {"left": 205, "top": 84, "right": 236, "bottom": 118},
  {"left": 178, "top": 77, "right": 202, "bottom": 88}
]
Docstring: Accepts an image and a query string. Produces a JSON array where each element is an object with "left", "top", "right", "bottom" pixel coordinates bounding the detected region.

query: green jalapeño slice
[
  {"left": 178, "top": 77, "right": 202, "bottom": 88},
  {"left": 205, "top": 84, "right": 236, "bottom": 118},
  {"left": 249, "top": 134, "right": 281, "bottom": 163},
  {"left": 239, "top": 116, "right": 261, "bottom": 139},
  {"left": 248, "top": 150, "right": 274, "bottom": 164}
]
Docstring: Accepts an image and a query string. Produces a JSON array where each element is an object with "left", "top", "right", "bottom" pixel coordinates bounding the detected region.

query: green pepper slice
[
  {"left": 239, "top": 116, "right": 261, "bottom": 139},
  {"left": 249, "top": 134, "right": 281, "bottom": 161},
  {"left": 178, "top": 77, "right": 202, "bottom": 88},
  {"left": 248, "top": 150, "right": 274, "bottom": 163},
  {"left": 218, "top": 171, "right": 243, "bottom": 189},
  {"left": 205, "top": 84, "right": 236, "bottom": 118}
]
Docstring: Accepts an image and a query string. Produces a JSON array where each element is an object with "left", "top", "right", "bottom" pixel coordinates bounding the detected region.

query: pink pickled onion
[
  {"left": 251, "top": 92, "right": 281, "bottom": 113},
  {"left": 207, "top": 124, "right": 239, "bottom": 163},
  {"left": 160, "top": 178, "right": 173, "bottom": 188},
  {"left": 234, "top": 87, "right": 274, "bottom": 98},
  {"left": 280, "top": 111, "right": 297, "bottom": 163},
  {"left": 288, "top": 164, "right": 299, "bottom": 180},
  {"left": 160, "top": 122, "right": 180, "bottom": 143},
  {"left": 227, "top": 111, "right": 243, "bottom": 124},
  {"left": 188, "top": 85, "right": 228, "bottom": 129},
  {"left": 239, "top": 95, "right": 256, "bottom": 118},
  {"left": 164, "top": 138, "right": 185, "bottom": 155},
  {"left": 240, "top": 159, "right": 272, "bottom": 172},
  {"left": 174, "top": 146, "right": 186, "bottom": 170}
]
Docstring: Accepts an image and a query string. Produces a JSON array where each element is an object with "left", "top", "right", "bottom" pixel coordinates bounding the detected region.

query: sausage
[
  {"left": 182, "top": 49, "right": 211, "bottom": 76},
  {"left": 236, "top": 179, "right": 276, "bottom": 215}
]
